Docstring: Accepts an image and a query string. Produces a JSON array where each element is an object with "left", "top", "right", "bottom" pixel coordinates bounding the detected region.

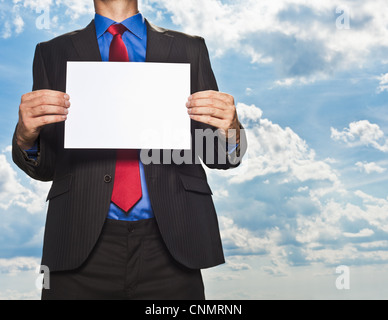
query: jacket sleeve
[
  {"left": 192, "top": 37, "right": 247, "bottom": 170},
  {"left": 12, "top": 43, "right": 58, "bottom": 182}
]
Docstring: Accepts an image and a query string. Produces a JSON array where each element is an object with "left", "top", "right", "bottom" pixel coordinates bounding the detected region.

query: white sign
[{"left": 65, "top": 62, "right": 191, "bottom": 150}]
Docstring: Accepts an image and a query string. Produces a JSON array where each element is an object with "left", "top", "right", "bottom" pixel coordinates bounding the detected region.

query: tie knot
[{"left": 107, "top": 24, "right": 127, "bottom": 37}]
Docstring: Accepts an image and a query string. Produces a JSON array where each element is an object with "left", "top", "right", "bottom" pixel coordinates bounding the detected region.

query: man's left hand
[{"left": 186, "top": 90, "right": 240, "bottom": 144}]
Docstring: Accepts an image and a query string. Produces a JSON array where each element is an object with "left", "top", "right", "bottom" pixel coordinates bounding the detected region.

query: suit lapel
[
  {"left": 145, "top": 20, "right": 174, "bottom": 63},
  {"left": 143, "top": 21, "right": 174, "bottom": 182},
  {"left": 71, "top": 20, "right": 102, "bottom": 61}
]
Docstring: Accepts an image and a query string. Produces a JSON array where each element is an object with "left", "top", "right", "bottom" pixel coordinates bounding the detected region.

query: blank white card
[{"left": 65, "top": 62, "right": 191, "bottom": 149}]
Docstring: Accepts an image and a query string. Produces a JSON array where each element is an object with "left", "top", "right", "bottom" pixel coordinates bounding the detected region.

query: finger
[
  {"left": 189, "top": 114, "right": 228, "bottom": 129},
  {"left": 21, "top": 89, "right": 69, "bottom": 102},
  {"left": 189, "top": 90, "right": 233, "bottom": 104},
  {"left": 187, "top": 106, "right": 225, "bottom": 119},
  {"left": 36, "top": 114, "right": 68, "bottom": 127},
  {"left": 186, "top": 98, "right": 227, "bottom": 110},
  {"left": 28, "top": 105, "right": 69, "bottom": 118},
  {"left": 24, "top": 95, "right": 70, "bottom": 110},
  {"left": 21, "top": 114, "right": 67, "bottom": 133},
  {"left": 189, "top": 90, "right": 219, "bottom": 100}
]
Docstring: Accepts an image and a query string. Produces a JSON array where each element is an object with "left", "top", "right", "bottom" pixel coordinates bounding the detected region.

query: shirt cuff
[
  {"left": 24, "top": 141, "right": 39, "bottom": 161},
  {"left": 226, "top": 143, "right": 239, "bottom": 155}
]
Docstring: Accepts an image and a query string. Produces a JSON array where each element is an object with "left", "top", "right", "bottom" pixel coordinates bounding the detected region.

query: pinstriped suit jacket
[{"left": 12, "top": 20, "right": 246, "bottom": 272}]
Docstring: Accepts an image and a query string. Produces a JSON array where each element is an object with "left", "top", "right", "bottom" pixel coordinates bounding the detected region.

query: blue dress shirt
[{"left": 95, "top": 13, "right": 154, "bottom": 221}]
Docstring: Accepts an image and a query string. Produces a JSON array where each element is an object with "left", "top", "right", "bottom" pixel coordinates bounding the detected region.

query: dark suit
[{"left": 12, "top": 20, "right": 246, "bottom": 274}]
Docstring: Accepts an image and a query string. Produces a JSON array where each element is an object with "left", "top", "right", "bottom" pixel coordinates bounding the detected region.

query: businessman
[{"left": 12, "top": 0, "right": 246, "bottom": 300}]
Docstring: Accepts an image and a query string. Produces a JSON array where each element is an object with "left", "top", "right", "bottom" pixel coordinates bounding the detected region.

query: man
[{"left": 12, "top": 0, "right": 246, "bottom": 300}]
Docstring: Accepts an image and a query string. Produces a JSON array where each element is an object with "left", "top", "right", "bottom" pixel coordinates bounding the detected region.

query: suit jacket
[{"left": 12, "top": 20, "right": 246, "bottom": 272}]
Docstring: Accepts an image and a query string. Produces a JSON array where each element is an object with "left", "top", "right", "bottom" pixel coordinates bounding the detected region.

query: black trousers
[{"left": 41, "top": 218, "right": 205, "bottom": 300}]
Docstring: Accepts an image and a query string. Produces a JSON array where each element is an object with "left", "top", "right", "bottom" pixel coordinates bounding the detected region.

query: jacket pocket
[
  {"left": 179, "top": 174, "right": 213, "bottom": 195},
  {"left": 46, "top": 174, "right": 72, "bottom": 201}
]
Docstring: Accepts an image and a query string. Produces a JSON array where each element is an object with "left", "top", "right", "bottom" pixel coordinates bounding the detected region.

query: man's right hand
[{"left": 16, "top": 90, "right": 70, "bottom": 150}]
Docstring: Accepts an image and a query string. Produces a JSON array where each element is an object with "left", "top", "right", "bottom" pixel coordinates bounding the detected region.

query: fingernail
[
  {"left": 65, "top": 100, "right": 70, "bottom": 107},
  {"left": 64, "top": 94, "right": 70, "bottom": 100}
]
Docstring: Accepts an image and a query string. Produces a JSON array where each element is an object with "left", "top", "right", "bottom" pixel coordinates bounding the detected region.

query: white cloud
[
  {"left": 236, "top": 102, "right": 263, "bottom": 122},
  {"left": 3, "top": 0, "right": 388, "bottom": 85},
  {"left": 203, "top": 99, "right": 388, "bottom": 272},
  {"left": 331, "top": 120, "right": 388, "bottom": 152},
  {"left": 212, "top": 188, "right": 229, "bottom": 200},
  {"left": 0, "top": 256, "right": 41, "bottom": 300},
  {"left": 1, "top": 21, "right": 11, "bottom": 39},
  {"left": 344, "top": 228, "right": 374, "bottom": 238},
  {"left": 355, "top": 161, "right": 386, "bottom": 174},
  {"left": 272, "top": 76, "right": 320, "bottom": 87},
  {"left": 2, "top": 145, "right": 12, "bottom": 153},
  {"left": 227, "top": 260, "right": 251, "bottom": 271},
  {"left": 359, "top": 241, "right": 388, "bottom": 249},
  {"left": 217, "top": 181, "right": 388, "bottom": 272},
  {"left": 219, "top": 216, "right": 289, "bottom": 275},
  {"left": 353, "top": 191, "right": 388, "bottom": 233},
  {"left": 294, "top": 199, "right": 388, "bottom": 267},
  {"left": 1, "top": 0, "right": 92, "bottom": 38},
  {"left": 376, "top": 73, "right": 388, "bottom": 93},
  {"left": 14, "top": 0, "right": 53, "bottom": 10},
  {"left": 296, "top": 189, "right": 388, "bottom": 247},
  {"left": 273, "top": 77, "right": 299, "bottom": 87},
  {"left": 55, "top": 0, "right": 93, "bottom": 19},
  {"left": 219, "top": 216, "right": 271, "bottom": 255},
  {"left": 142, "top": 0, "right": 388, "bottom": 82},
  {"left": 0, "top": 256, "right": 39, "bottom": 275},
  {"left": 216, "top": 103, "right": 340, "bottom": 187},
  {"left": 0, "top": 149, "right": 50, "bottom": 214},
  {"left": 245, "top": 87, "right": 253, "bottom": 96},
  {"left": 13, "top": 15, "right": 24, "bottom": 33}
]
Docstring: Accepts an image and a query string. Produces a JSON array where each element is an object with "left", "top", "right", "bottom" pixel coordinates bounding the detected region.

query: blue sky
[{"left": 2, "top": 0, "right": 388, "bottom": 299}]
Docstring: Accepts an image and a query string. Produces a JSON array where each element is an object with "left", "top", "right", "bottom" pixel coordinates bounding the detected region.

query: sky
[{"left": 1, "top": 0, "right": 388, "bottom": 300}]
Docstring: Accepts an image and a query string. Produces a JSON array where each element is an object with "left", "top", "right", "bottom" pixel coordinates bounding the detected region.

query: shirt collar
[{"left": 94, "top": 12, "right": 146, "bottom": 40}]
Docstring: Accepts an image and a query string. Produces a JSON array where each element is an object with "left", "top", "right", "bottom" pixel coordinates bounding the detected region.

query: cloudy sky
[{"left": 2, "top": 0, "right": 388, "bottom": 299}]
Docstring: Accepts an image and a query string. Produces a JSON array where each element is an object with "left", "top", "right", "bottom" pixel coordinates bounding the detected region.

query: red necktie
[{"left": 108, "top": 24, "right": 142, "bottom": 212}]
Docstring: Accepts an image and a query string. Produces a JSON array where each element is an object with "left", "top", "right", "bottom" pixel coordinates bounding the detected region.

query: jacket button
[{"left": 104, "top": 174, "right": 112, "bottom": 183}]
